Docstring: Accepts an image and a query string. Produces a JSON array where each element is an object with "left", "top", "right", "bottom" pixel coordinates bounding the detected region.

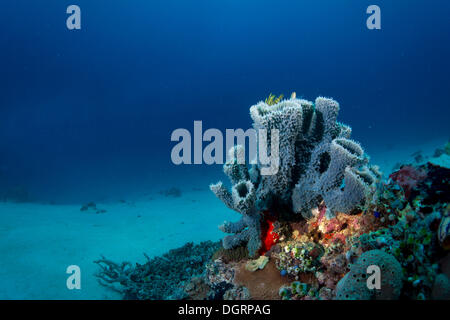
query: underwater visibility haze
[{"left": 0, "top": 0, "right": 450, "bottom": 301}]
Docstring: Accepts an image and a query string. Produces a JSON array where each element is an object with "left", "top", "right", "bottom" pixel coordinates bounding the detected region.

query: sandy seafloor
[{"left": 0, "top": 138, "right": 448, "bottom": 299}]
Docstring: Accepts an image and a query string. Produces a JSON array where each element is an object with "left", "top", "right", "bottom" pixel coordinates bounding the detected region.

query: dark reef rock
[
  {"left": 159, "top": 187, "right": 182, "bottom": 198},
  {"left": 411, "top": 163, "right": 450, "bottom": 206},
  {"left": 80, "top": 202, "right": 107, "bottom": 214}
]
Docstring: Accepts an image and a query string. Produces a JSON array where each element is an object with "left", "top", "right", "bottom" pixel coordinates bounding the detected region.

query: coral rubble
[{"left": 94, "top": 241, "right": 220, "bottom": 300}]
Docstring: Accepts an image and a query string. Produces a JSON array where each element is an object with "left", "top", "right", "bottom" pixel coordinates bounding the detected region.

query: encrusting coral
[{"left": 245, "top": 255, "right": 269, "bottom": 272}]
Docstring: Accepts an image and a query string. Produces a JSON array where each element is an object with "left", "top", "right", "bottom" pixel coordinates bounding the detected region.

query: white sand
[{"left": 0, "top": 189, "right": 238, "bottom": 299}]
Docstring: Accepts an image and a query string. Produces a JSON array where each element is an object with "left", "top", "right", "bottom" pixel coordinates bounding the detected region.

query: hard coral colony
[{"left": 95, "top": 93, "right": 450, "bottom": 300}]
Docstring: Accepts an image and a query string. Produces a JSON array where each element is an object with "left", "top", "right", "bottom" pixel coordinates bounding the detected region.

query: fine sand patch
[{"left": 0, "top": 189, "right": 236, "bottom": 299}]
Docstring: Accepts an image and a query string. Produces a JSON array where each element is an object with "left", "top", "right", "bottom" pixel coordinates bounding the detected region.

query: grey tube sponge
[
  {"left": 210, "top": 182, "right": 234, "bottom": 211},
  {"left": 249, "top": 163, "right": 260, "bottom": 185},
  {"left": 231, "top": 180, "right": 256, "bottom": 214},
  {"left": 316, "top": 139, "right": 378, "bottom": 216},
  {"left": 248, "top": 96, "right": 354, "bottom": 206},
  {"left": 338, "top": 124, "right": 352, "bottom": 139},
  {"left": 292, "top": 182, "right": 321, "bottom": 219},
  {"left": 221, "top": 222, "right": 262, "bottom": 257},
  {"left": 314, "top": 97, "right": 340, "bottom": 140},
  {"left": 219, "top": 218, "right": 246, "bottom": 234},
  {"left": 222, "top": 230, "right": 250, "bottom": 250},
  {"left": 318, "top": 138, "right": 365, "bottom": 193},
  {"left": 259, "top": 96, "right": 377, "bottom": 218},
  {"left": 293, "top": 137, "right": 378, "bottom": 218},
  {"left": 355, "top": 165, "right": 382, "bottom": 186},
  {"left": 291, "top": 141, "right": 329, "bottom": 216},
  {"left": 211, "top": 146, "right": 261, "bottom": 257},
  {"left": 211, "top": 94, "right": 380, "bottom": 255},
  {"left": 250, "top": 100, "right": 305, "bottom": 201},
  {"left": 323, "top": 167, "right": 369, "bottom": 214},
  {"left": 223, "top": 145, "right": 249, "bottom": 184},
  {"left": 219, "top": 209, "right": 261, "bottom": 257}
]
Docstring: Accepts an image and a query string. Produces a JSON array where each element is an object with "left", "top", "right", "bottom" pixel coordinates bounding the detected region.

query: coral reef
[
  {"left": 237, "top": 160, "right": 447, "bottom": 300},
  {"left": 204, "top": 99, "right": 448, "bottom": 301},
  {"left": 94, "top": 98, "right": 450, "bottom": 301}
]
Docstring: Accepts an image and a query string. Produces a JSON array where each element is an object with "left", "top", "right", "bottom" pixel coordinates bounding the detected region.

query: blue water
[{"left": 1, "top": 0, "right": 449, "bottom": 203}]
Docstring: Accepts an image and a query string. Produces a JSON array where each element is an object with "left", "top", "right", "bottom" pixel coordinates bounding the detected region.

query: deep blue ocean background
[{"left": 1, "top": 0, "right": 449, "bottom": 204}]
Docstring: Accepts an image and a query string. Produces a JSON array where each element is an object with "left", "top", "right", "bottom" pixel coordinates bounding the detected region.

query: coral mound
[{"left": 335, "top": 250, "right": 403, "bottom": 300}]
